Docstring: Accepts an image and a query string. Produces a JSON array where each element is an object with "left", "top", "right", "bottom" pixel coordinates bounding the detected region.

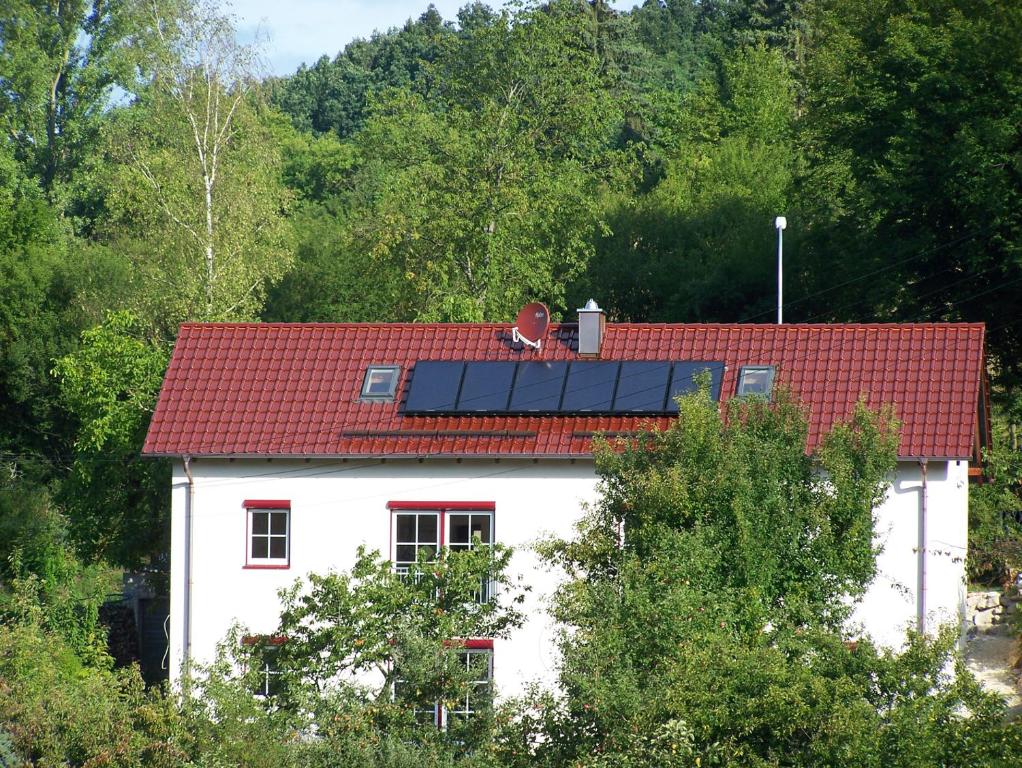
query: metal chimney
[{"left": 577, "top": 299, "right": 605, "bottom": 357}]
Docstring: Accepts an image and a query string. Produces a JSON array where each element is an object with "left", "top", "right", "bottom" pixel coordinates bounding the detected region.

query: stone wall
[{"left": 967, "top": 589, "right": 1019, "bottom": 635}]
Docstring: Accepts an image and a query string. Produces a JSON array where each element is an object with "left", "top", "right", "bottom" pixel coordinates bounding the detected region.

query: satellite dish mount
[{"left": 512, "top": 302, "right": 550, "bottom": 351}]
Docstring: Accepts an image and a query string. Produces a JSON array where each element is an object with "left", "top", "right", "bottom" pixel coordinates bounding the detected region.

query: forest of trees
[{"left": 2, "top": 0, "right": 1022, "bottom": 764}]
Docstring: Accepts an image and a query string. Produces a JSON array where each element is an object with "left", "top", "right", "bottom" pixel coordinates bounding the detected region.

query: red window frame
[
  {"left": 243, "top": 499, "right": 292, "bottom": 570},
  {"left": 393, "top": 638, "right": 494, "bottom": 728},
  {"left": 387, "top": 501, "right": 495, "bottom": 580}
]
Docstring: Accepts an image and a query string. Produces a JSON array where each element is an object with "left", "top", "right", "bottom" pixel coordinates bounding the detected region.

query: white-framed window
[
  {"left": 389, "top": 503, "right": 495, "bottom": 599},
  {"left": 446, "top": 512, "right": 495, "bottom": 602},
  {"left": 242, "top": 635, "right": 284, "bottom": 697},
  {"left": 444, "top": 648, "right": 493, "bottom": 726},
  {"left": 393, "top": 679, "right": 440, "bottom": 726},
  {"left": 393, "top": 644, "right": 493, "bottom": 729},
  {"left": 245, "top": 500, "right": 290, "bottom": 568},
  {"left": 361, "top": 365, "right": 401, "bottom": 401},
  {"left": 393, "top": 510, "right": 440, "bottom": 576},
  {"left": 737, "top": 365, "right": 775, "bottom": 397}
]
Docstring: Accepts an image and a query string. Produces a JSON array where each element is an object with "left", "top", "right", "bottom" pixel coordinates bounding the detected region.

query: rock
[
  {"left": 969, "top": 591, "right": 1003, "bottom": 612},
  {"left": 974, "top": 609, "right": 996, "bottom": 628}
]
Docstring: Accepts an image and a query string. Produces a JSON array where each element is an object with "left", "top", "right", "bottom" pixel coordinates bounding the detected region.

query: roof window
[
  {"left": 361, "top": 366, "right": 401, "bottom": 401},
  {"left": 737, "top": 366, "right": 775, "bottom": 397}
]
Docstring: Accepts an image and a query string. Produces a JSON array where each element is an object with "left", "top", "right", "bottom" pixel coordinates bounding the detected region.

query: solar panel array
[{"left": 403, "top": 360, "right": 724, "bottom": 415}]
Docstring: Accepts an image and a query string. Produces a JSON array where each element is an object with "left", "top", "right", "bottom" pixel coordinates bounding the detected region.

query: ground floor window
[
  {"left": 241, "top": 635, "right": 285, "bottom": 697},
  {"left": 444, "top": 648, "right": 493, "bottom": 726},
  {"left": 393, "top": 643, "right": 493, "bottom": 729}
]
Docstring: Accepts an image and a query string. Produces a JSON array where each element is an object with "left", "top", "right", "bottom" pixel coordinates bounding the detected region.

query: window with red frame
[
  {"left": 241, "top": 635, "right": 285, "bottom": 697},
  {"left": 389, "top": 502, "right": 495, "bottom": 600},
  {"left": 393, "top": 640, "right": 493, "bottom": 728},
  {"left": 245, "top": 500, "right": 290, "bottom": 568}
]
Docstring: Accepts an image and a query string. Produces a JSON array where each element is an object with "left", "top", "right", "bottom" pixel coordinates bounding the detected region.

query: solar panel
[
  {"left": 561, "top": 361, "right": 619, "bottom": 412},
  {"left": 404, "top": 359, "right": 723, "bottom": 415},
  {"left": 613, "top": 361, "right": 672, "bottom": 412},
  {"left": 457, "top": 362, "right": 516, "bottom": 412},
  {"left": 509, "top": 362, "right": 568, "bottom": 412},
  {"left": 403, "top": 361, "right": 464, "bottom": 412},
  {"left": 666, "top": 361, "right": 725, "bottom": 411}
]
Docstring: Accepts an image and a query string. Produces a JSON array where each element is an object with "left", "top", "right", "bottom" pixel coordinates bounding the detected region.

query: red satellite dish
[{"left": 513, "top": 302, "right": 550, "bottom": 349}]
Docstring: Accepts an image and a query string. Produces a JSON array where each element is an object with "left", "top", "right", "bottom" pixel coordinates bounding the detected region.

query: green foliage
[
  {"left": 275, "top": 545, "right": 522, "bottom": 709},
  {"left": 92, "top": 1, "right": 294, "bottom": 332},
  {"left": 271, "top": 6, "right": 455, "bottom": 139},
  {"left": 532, "top": 387, "right": 1022, "bottom": 765},
  {"left": 0, "top": 143, "right": 80, "bottom": 470},
  {"left": 0, "top": 0, "right": 177, "bottom": 195},
  {"left": 0, "top": 478, "right": 118, "bottom": 663},
  {"left": 0, "top": 607, "right": 191, "bottom": 767},
  {"left": 53, "top": 311, "right": 169, "bottom": 566},
  {"left": 798, "top": 0, "right": 1022, "bottom": 377},
  {"left": 969, "top": 417, "right": 1022, "bottom": 585},
  {"left": 581, "top": 43, "right": 798, "bottom": 322},
  {"left": 292, "top": 1, "right": 632, "bottom": 323}
]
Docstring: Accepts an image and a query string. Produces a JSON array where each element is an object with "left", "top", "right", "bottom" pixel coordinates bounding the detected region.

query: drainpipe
[
  {"left": 182, "top": 455, "right": 195, "bottom": 677},
  {"left": 917, "top": 459, "right": 928, "bottom": 635}
]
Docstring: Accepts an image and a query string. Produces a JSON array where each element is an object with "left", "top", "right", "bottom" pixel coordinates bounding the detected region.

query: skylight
[
  {"left": 737, "top": 366, "right": 775, "bottom": 397},
  {"left": 361, "top": 366, "right": 401, "bottom": 401}
]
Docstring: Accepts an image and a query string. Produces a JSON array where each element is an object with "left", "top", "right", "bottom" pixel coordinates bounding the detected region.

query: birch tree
[{"left": 103, "top": 0, "right": 292, "bottom": 330}]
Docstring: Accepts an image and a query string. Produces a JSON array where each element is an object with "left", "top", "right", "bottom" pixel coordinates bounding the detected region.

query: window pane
[
  {"left": 251, "top": 537, "right": 269, "bottom": 559},
  {"left": 251, "top": 511, "right": 268, "bottom": 535},
  {"left": 269, "top": 536, "right": 287, "bottom": 559},
  {"left": 395, "top": 514, "right": 416, "bottom": 542},
  {"left": 466, "top": 652, "right": 490, "bottom": 679},
  {"left": 418, "top": 544, "right": 436, "bottom": 561},
  {"left": 448, "top": 515, "right": 470, "bottom": 545},
  {"left": 366, "top": 370, "right": 393, "bottom": 394},
  {"left": 738, "top": 366, "right": 774, "bottom": 396},
  {"left": 270, "top": 511, "right": 288, "bottom": 535},
  {"left": 471, "top": 515, "right": 491, "bottom": 544},
  {"left": 395, "top": 544, "right": 416, "bottom": 564},
  {"left": 417, "top": 514, "right": 437, "bottom": 544}
]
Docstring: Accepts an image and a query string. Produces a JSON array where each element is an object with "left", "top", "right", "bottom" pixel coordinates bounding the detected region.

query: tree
[
  {"left": 273, "top": 546, "right": 522, "bottom": 721},
  {"left": 270, "top": 5, "right": 456, "bottom": 139},
  {"left": 581, "top": 43, "right": 798, "bottom": 322},
  {"left": 798, "top": 0, "right": 1022, "bottom": 385},
  {"left": 528, "top": 386, "right": 1022, "bottom": 765},
  {"left": 100, "top": 0, "right": 293, "bottom": 332},
  {"left": 311, "top": 1, "right": 631, "bottom": 322},
  {"left": 0, "top": 0, "right": 171, "bottom": 195},
  {"left": 0, "top": 142, "right": 78, "bottom": 470},
  {"left": 53, "top": 311, "right": 169, "bottom": 567}
]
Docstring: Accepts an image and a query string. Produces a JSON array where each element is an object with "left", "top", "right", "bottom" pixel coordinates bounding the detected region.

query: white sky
[{"left": 229, "top": 0, "right": 636, "bottom": 76}]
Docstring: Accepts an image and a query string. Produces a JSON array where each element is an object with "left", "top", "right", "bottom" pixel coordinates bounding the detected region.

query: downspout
[
  {"left": 917, "top": 459, "right": 928, "bottom": 635},
  {"left": 182, "top": 455, "right": 195, "bottom": 676}
]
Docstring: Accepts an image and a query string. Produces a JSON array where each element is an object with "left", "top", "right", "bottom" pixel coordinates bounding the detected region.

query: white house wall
[
  {"left": 169, "top": 458, "right": 601, "bottom": 699},
  {"left": 852, "top": 460, "right": 969, "bottom": 648},
  {"left": 169, "top": 457, "right": 969, "bottom": 699}
]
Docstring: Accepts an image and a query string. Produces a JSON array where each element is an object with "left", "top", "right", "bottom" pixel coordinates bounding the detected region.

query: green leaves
[
  {"left": 53, "top": 311, "right": 169, "bottom": 566},
  {"left": 273, "top": 544, "right": 522, "bottom": 709},
  {"left": 535, "top": 387, "right": 1022, "bottom": 764}
]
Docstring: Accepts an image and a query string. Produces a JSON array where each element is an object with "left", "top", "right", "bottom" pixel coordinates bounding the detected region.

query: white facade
[
  {"left": 169, "top": 456, "right": 969, "bottom": 697},
  {"left": 851, "top": 459, "right": 969, "bottom": 648},
  {"left": 170, "top": 457, "right": 601, "bottom": 698}
]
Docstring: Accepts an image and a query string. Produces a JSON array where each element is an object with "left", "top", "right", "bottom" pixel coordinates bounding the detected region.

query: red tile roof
[{"left": 143, "top": 323, "right": 986, "bottom": 460}]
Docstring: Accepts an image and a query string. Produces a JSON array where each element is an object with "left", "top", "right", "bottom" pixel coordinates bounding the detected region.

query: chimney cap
[{"left": 579, "top": 298, "right": 603, "bottom": 312}]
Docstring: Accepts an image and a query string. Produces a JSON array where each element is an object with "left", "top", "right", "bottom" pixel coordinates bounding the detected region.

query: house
[{"left": 142, "top": 308, "right": 990, "bottom": 707}]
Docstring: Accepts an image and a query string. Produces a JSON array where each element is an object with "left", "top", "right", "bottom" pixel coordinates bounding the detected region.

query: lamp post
[{"left": 775, "top": 216, "right": 787, "bottom": 324}]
